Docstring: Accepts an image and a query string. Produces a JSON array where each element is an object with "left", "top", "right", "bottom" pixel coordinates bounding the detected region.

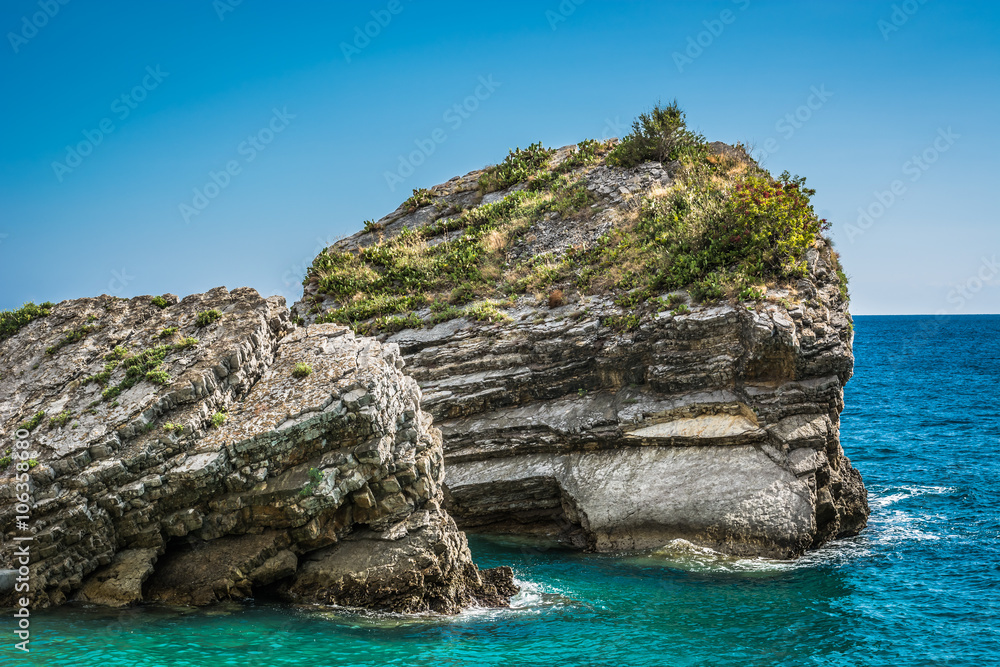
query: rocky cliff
[
  {"left": 294, "top": 133, "right": 869, "bottom": 558},
  {"left": 0, "top": 287, "right": 515, "bottom": 611}
]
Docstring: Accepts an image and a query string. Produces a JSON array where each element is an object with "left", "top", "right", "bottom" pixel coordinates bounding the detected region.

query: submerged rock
[{"left": 0, "top": 287, "right": 515, "bottom": 611}]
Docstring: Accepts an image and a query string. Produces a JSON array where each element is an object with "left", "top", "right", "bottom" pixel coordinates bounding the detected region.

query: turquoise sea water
[{"left": 11, "top": 315, "right": 1000, "bottom": 666}]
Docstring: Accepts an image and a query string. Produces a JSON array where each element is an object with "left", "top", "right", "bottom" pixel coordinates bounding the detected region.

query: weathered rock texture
[
  {"left": 0, "top": 287, "right": 515, "bottom": 611},
  {"left": 295, "top": 148, "right": 869, "bottom": 559}
]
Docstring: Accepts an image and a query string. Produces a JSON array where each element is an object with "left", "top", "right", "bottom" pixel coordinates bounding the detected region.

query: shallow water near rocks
[{"left": 15, "top": 315, "right": 1000, "bottom": 666}]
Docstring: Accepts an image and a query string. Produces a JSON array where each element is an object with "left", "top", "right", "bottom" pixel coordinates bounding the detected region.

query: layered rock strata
[
  {"left": 295, "top": 149, "right": 869, "bottom": 559},
  {"left": 0, "top": 287, "right": 515, "bottom": 611}
]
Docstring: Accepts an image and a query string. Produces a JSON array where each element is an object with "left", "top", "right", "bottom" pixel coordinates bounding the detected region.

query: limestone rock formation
[
  {"left": 0, "top": 287, "right": 515, "bottom": 611},
  {"left": 295, "top": 142, "right": 869, "bottom": 559}
]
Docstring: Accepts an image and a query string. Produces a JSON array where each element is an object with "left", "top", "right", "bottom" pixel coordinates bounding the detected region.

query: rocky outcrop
[
  {"left": 295, "top": 147, "right": 869, "bottom": 559},
  {"left": 390, "top": 247, "right": 865, "bottom": 558},
  {"left": 0, "top": 287, "right": 515, "bottom": 611}
]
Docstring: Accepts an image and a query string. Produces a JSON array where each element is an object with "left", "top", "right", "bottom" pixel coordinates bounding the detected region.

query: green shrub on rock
[
  {"left": 196, "top": 309, "right": 223, "bottom": 327},
  {"left": 478, "top": 142, "right": 554, "bottom": 193},
  {"left": 19, "top": 410, "right": 46, "bottom": 432},
  {"left": 0, "top": 301, "right": 55, "bottom": 342},
  {"left": 403, "top": 188, "right": 433, "bottom": 212},
  {"left": 606, "top": 100, "right": 705, "bottom": 168},
  {"left": 145, "top": 369, "right": 171, "bottom": 385},
  {"left": 49, "top": 410, "right": 73, "bottom": 429}
]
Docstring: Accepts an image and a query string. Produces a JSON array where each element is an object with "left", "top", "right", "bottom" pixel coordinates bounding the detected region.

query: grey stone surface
[
  {"left": 0, "top": 288, "right": 514, "bottom": 611},
  {"left": 446, "top": 445, "right": 816, "bottom": 555}
]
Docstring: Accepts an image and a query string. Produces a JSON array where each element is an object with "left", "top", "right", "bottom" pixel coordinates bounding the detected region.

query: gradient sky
[{"left": 1, "top": 0, "right": 998, "bottom": 315}]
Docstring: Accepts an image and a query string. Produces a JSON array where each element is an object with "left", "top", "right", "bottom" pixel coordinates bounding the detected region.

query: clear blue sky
[{"left": 1, "top": 0, "right": 997, "bottom": 315}]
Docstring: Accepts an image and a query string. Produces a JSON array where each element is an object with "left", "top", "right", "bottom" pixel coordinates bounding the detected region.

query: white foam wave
[
  {"left": 870, "top": 485, "right": 956, "bottom": 510},
  {"left": 870, "top": 511, "right": 941, "bottom": 544},
  {"left": 509, "top": 577, "right": 578, "bottom": 609},
  {"left": 509, "top": 578, "right": 547, "bottom": 609}
]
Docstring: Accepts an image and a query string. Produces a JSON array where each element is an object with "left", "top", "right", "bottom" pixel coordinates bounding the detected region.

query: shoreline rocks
[{"left": 0, "top": 287, "right": 515, "bottom": 612}]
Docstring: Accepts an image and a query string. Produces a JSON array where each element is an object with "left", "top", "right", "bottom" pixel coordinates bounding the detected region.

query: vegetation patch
[
  {"left": 568, "top": 165, "right": 826, "bottom": 311},
  {"left": 174, "top": 336, "right": 198, "bottom": 349},
  {"left": 403, "top": 188, "right": 433, "bottom": 212},
  {"left": 602, "top": 313, "right": 642, "bottom": 331},
  {"left": 195, "top": 309, "right": 223, "bottom": 327},
  {"left": 2, "top": 455, "right": 38, "bottom": 469},
  {"left": 46, "top": 324, "right": 98, "bottom": 355},
  {"left": 833, "top": 252, "right": 850, "bottom": 301},
  {"left": 291, "top": 362, "right": 313, "bottom": 378},
  {"left": 94, "top": 338, "right": 196, "bottom": 400},
  {"left": 0, "top": 452, "right": 35, "bottom": 469},
  {"left": 303, "top": 103, "right": 835, "bottom": 336},
  {"left": 83, "top": 345, "right": 129, "bottom": 386},
  {"left": 606, "top": 100, "right": 706, "bottom": 168},
  {"left": 308, "top": 172, "right": 600, "bottom": 334},
  {"left": 210, "top": 411, "right": 227, "bottom": 428},
  {"left": 159, "top": 327, "right": 178, "bottom": 338},
  {"left": 464, "top": 300, "right": 513, "bottom": 324},
  {"left": 48, "top": 410, "right": 73, "bottom": 429},
  {"left": 151, "top": 296, "right": 170, "bottom": 309},
  {"left": 299, "top": 467, "right": 324, "bottom": 497},
  {"left": 0, "top": 301, "right": 55, "bottom": 343},
  {"left": 479, "top": 142, "right": 555, "bottom": 193},
  {"left": 554, "top": 139, "right": 605, "bottom": 173},
  {"left": 145, "top": 369, "right": 171, "bottom": 385},
  {"left": 19, "top": 410, "right": 46, "bottom": 432}
]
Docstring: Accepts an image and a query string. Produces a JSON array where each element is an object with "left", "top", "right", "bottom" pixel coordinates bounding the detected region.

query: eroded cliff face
[
  {"left": 392, "top": 242, "right": 867, "bottom": 558},
  {"left": 295, "top": 147, "right": 869, "bottom": 559},
  {"left": 0, "top": 287, "right": 515, "bottom": 611}
]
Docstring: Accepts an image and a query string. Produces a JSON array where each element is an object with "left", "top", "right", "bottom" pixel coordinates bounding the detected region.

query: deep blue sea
[{"left": 11, "top": 316, "right": 1000, "bottom": 666}]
